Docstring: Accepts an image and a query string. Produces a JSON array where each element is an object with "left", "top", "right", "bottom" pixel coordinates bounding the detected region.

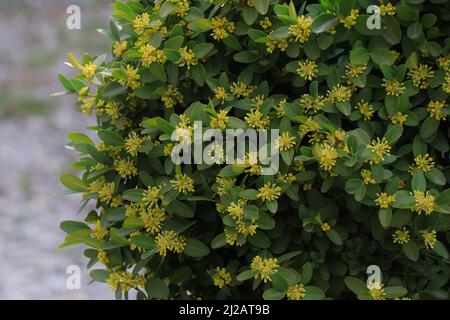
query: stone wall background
[{"left": 0, "top": 0, "right": 116, "bottom": 299}]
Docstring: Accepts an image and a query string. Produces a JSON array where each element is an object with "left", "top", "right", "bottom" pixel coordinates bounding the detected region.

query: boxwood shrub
[{"left": 59, "top": 0, "right": 450, "bottom": 300}]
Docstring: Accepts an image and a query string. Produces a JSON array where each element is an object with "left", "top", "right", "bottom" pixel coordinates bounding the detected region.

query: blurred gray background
[{"left": 0, "top": 0, "right": 116, "bottom": 299}]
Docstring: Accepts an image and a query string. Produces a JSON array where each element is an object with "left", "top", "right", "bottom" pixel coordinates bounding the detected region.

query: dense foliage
[{"left": 59, "top": 0, "right": 450, "bottom": 300}]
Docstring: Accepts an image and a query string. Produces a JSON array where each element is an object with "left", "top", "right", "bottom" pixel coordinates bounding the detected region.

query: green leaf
[
  {"left": 350, "top": 47, "right": 370, "bottom": 65},
  {"left": 184, "top": 239, "right": 210, "bottom": 257},
  {"left": 407, "top": 22, "right": 423, "bottom": 40},
  {"left": 425, "top": 168, "right": 446, "bottom": 186},
  {"left": 383, "top": 124, "right": 403, "bottom": 144},
  {"left": 433, "top": 241, "right": 449, "bottom": 259},
  {"left": 411, "top": 172, "right": 426, "bottom": 191},
  {"left": 148, "top": 63, "right": 167, "bottom": 82},
  {"left": 370, "top": 48, "right": 395, "bottom": 65},
  {"left": 254, "top": 0, "right": 269, "bottom": 15},
  {"left": 89, "top": 269, "right": 111, "bottom": 283},
  {"left": 326, "top": 229, "right": 343, "bottom": 245},
  {"left": 384, "top": 286, "right": 408, "bottom": 299},
  {"left": 142, "top": 117, "right": 175, "bottom": 134},
  {"left": 166, "top": 200, "right": 194, "bottom": 218},
  {"left": 159, "top": 1, "right": 176, "bottom": 18},
  {"left": 192, "top": 43, "right": 214, "bottom": 59},
  {"left": 130, "top": 235, "right": 156, "bottom": 250},
  {"left": 237, "top": 270, "right": 255, "bottom": 282},
  {"left": 147, "top": 277, "right": 170, "bottom": 299},
  {"left": 241, "top": 189, "right": 259, "bottom": 200},
  {"left": 211, "top": 233, "right": 227, "bottom": 249},
  {"left": 248, "top": 232, "right": 271, "bottom": 248},
  {"left": 420, "top": 117, "right": 438, "bottom": 139},
  {"left": 311, "top": 13, "right": 339, "bottom": 33},
  {"left": 233, "top": 51, "right": 259, "bottom": 63},
  {"left": 378, "top": 208, "right": 392, "bottom": 228},
  {"left": 344, "top": 276, "right": 368, "bottom": 295},
  {"left": 263, "top": 288, "right": 285, "bottom": 300},
  {"left": 60, "top": 174, "right": 88, "bottom": 192},
  {"left": 123, "top": 189, "right": 144, "bottom": 202},
  {"left": 60, "top": 221, "right": 90, "bottom": 233},
  {"left": 188, "top": 19, "right": 213, "bottom": 32},
  {"left": 402, "top": 241, "right": 419, "bottom": 261},
  {"left": 97, "top": 129, "right": 123, "bottom": 146}
]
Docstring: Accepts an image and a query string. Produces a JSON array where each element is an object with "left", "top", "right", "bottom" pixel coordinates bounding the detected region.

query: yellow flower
[
  {"left": 171, "top": 173, "right": 195, "bottom": 194},
  {"left": 250, "top": 256, "right": 279, "bottom": 283},
  {"left": 237, "top": 221, "right": 258, "bottom": 237},
  {"left": 427, "top": 100, "right": 447, "bottom": 120},
  {"left": 275, "top": 99, "right": 287, "bottom": 118},
  {"left": 92, "top": 220, "right": 108, "bottom": 240},
  {"left": 298, "top": 117, "right": 321, "bottom": 136},
  {"left": 163, "top": 143, "right": 174, "bottom": 157},
  {"left": 408, "top": 64, "right": 435, "bottom": 89},
  {"left": 81, "top": 62, "right": 97, "bottom": 81},
  {"left": 259, "top": 17, "right": 272, "bottom": 30},
  {"left": 230, "top": 82, "right": 254, "bottom": 98},
  {"left": 105, "top": 101, "right": 121, "bottom": 120},
  {"left": 114, "top": 157, "right": 138, "bottom": 179},
  {"left": 380, "top": 3, "right": 396, "bottom": 16},
  {"left": 437, "top": 55, "right": 450, "bottom": 72},
  {"left": 142, "top": 207, "right": 166, "bottom": 235},
  {"left": 422, "top": 230, "right": 437, "bottom": 249},
  {"left": 412, "top": 191, "right": 435, "bottom": 215},
  {"left": 257, "top": 182, "right": 282, "bottom": 202},
  {"left": 97, "top": 250, "right": 109, "bottom": 265},
  {"left": 99, "top": 181, "right": 115, "bottom": 204},
  {"left": 345, "top": 62, "right": 367, "bottom": 79},
  {"left": 321, "top": 222, "right": 330, "bottom": 232},
  {"left": 390, "top": 111, "right": 408, "bottom": 125},
  {"left": 211, "top": 17, "right": 235, "bottom": 40},
  {"left": 155, "top": 230, "right": 186, "bottom": 256},
  {"left": 276, "top": 132, "right": 296, "bottom": 151},
  {"left": 276, "top": 173, "right": 296, "bottom": 183},
  {"left": 124, "top": 132, "right": 144, "bottom": 156},
  {"left": 244, "top": 108, "right": 270, "bottom": 130},
  {"left": 216, "top": 177, "right": 236, "bottom": 196},
  {"left": 142, "top": 186, "right": 163, "bottom": 207},
  {"left": 113, "top": 41, "right": 128, "bottom": 57},
  {"left": 356, "top": 100, "right": 374, "bottom": 121},
  {"left": 174, "top": 0, "right": 190, "bottom": 17},
  {"left": 393, "top": 227, "right": 410, "bottom": 244},
  {"left": 409, "top": 154, "right": 435, "bottom": 174},
  {"left": 80, "top": 97, "right": 95, "bottom": 116},
  {"left": 326, "top": 84, "right": 352, "bottom": 103},
  {"left": 367, "top": 137, "right": 391, "bottom": 164},
  {"left": 210, "top": 109, "right": 229, "bottom": 131},
  {"left": 382, "top": 79, "right": 406, "bottom": 96},
  {"left": 361, "top": 169, "right": 376, "bottom": 185},
  {"left": 162, "top": 85, "right": 184, "bottom": 108},
  {"left": 368, "top": 282, "right": 386, "bottom": 300},
  {"left": 318, "top": 144, "right": 338, "bottom": 172},
  {"left": 132, "top": 13, "right": 150, "bottom": 35},
  {"left": 139, "top": 44, "right": 165, "bottom": 67},
  {"left": 107, "top": 271, "right": 145, "bottom": 292},
  {"left": 340, "top": 9, "right": 359, "bottom": 29},
  {"left": 178, "top": 46, "right": 198, "bottom": 69},
  {"left": 227, "top": 200, "right": 246, "bottom": 220},
  {"left": 119, "top": 64, "right": 141, "bottom": 90},
  {"left": 286, "top": 284, "right": 306, "bottom": 300},
  {"left": 212, "top": 267, "right": 233, "bottom": 288},
  {"left": 288, "top": 15, "right": 313, "bottom": 43},
  {"left": 442, "top": 74, "right": 450, "bottom": 93},
  {"left": 296, "top": 59, "right": 318, "bottom": 81},
  {"left": 214, "top": 86, "right": 229, "bottom": 103},
  {"left": 375, "top": 192, "right": 396, "bottom": 209}
]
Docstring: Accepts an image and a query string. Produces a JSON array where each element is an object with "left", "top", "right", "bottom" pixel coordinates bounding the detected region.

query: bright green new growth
[{"left": 59, "top": 0, "right": 450, "bottom": 300}]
